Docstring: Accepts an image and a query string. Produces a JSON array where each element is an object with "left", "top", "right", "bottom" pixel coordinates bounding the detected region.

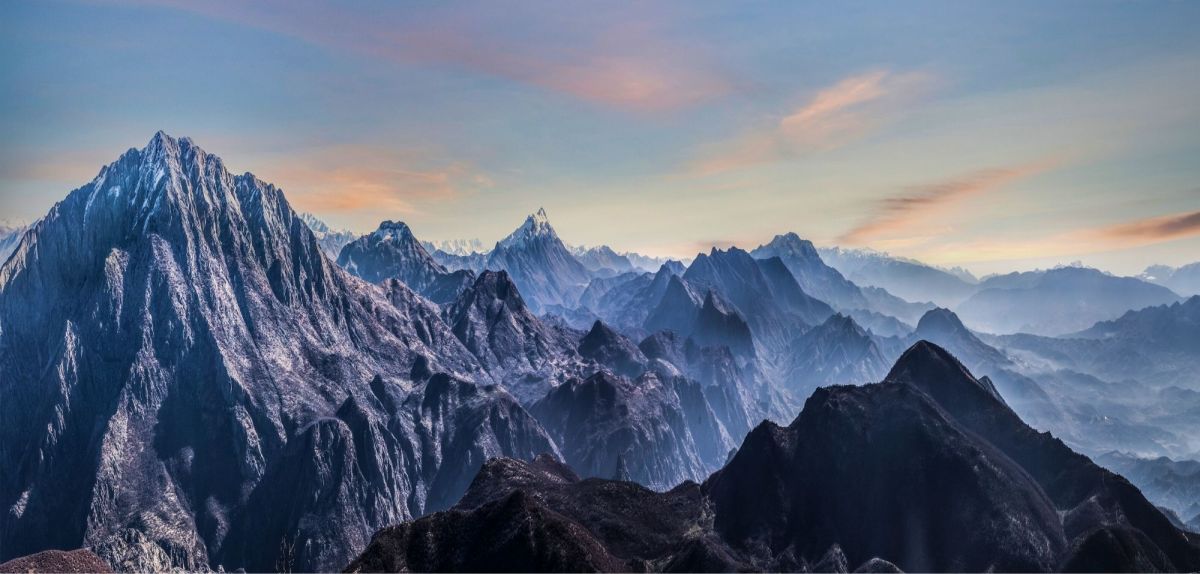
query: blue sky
[{"left": 2, "top": 1, "right": 1199, "bottom": 274}]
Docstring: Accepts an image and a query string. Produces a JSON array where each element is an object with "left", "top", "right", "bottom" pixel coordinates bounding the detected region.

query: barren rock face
[{"left": 0, "top": 133, "right": 553, "bottom": 572}]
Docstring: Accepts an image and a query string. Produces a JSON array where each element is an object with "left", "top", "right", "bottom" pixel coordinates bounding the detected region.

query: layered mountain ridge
[{"left": 351, "top": 341, "right": 1200, "bottom": 572}]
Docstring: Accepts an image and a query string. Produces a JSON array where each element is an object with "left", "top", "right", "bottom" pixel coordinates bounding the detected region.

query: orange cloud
[
  {"left": 907, "top": 207, "right": 1200, "bottom": 267},
  {"left": 1088, "top": 208, "right": 1200, "bottom": 242},
  {"left": 123, "top": 1, "right": 730, "bottom": 111},
  {"left": 690, "top": 69, "right": 934, "bottom": 175},
  {"left": 839, "top": 159, "right": 1057, "bottom": 245},
  {"left": 254, "top": 145, "right": 491, "bottom": 215}
]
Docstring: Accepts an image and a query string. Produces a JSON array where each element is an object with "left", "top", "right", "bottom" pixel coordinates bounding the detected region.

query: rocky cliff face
[
  {"left": 0, "top": 133, "right": 553, "bottom": 572},
  {"left": 530, "top": 370, "right": 734, "bottom": 490},
  {"left": 441, "top": 270, "right": 587, "bottom": 404},
  {"left": 784, "top": 313, "right": 890, "bottom": 398}
]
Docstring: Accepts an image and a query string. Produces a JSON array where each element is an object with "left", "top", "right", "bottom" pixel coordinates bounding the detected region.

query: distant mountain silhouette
[{"left": 956, "top": 266, "right": 1181, "bottom": 335}]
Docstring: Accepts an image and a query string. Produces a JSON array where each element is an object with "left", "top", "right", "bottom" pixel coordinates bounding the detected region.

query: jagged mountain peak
[
  {"left": 371, "top": 220, "right": 418, "bottom": 242},
  {"left": 761, "top": 232, "right": 820, "bottom": 258},
  {"left": 498, "top": 207, "right": 558, "bottom": 248},
  {"left": 884, "top": 340, "right": 1006, "bottom": 406},
  {"left": 578, "top": 320, "right": 647, "bottom": 377},
  {"left": 0, "top": 132, "right": 500, "bottom": 571},
  {"left": 460, "top": 269, "right": 525, "bottom": 307},
  {"left": 486, "top": 208, "right": 589, "bottom": 312},
  {"left": 581, "top": 319, "right": 623, "bottom": 346},
  {"left": 818, "top": 312, "right": 868, "bottom": 336}
]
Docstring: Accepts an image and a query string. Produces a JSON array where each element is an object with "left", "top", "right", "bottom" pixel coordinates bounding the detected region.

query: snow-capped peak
[
  {"left": 299, "top": 212, "right": 332, "bottom": 234},
  {"left": 498, "top": 207, "right": 558, "bottom": 248},
  {"left": 372, "top": 220, "right": 416, "bottom": 243}
]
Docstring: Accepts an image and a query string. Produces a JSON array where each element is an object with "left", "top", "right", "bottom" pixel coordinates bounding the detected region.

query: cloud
[
  {"left": 122, "top": 1, "right": 730, "bottom": 111},
  {"left": 904, "top": 205, "right": 1200, "bottom": 268},
  {"left": 838, "top": 159, "right": 1057, "bottom": 245},
  {"left": 689, "top": 69, "right": 934, "bottom": 175},
  {"left": 1089, "top": 207, "right": 1200, "bottom": 242},
  {"left": 253, "top": 144, "right": 492, "bottom": 216}
]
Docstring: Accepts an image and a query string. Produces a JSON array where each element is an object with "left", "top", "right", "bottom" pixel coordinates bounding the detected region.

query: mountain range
[
  {"left": 956, "top": 266, "right": 1182, "bottom": 335},
  {"left": 2, "top": 132, "right": 1198, "bottom": 573},
  {"left": 349, "top": 342, "right": 1200, "bottom": 572},
  {"left": 1142, "top": 262, "right": 1200, "bottom": 297}
]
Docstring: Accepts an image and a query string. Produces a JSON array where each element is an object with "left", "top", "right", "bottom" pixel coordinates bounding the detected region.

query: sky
[{"left": 2, "top": 1, "right": 1199, "bottom": 276}]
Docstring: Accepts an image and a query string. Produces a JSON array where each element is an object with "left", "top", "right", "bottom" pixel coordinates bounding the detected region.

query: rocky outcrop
[
  {"left": 442, "top": 270, "right": 585, "bottom": 404},
  {"left": 530, "top": 371, "right": 734, "bottom": 490},
  {"left": 0, "top": 549, "right": 111, "bottom": 573}
]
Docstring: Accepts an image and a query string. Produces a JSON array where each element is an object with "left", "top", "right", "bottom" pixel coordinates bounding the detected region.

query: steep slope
[
  {"left": 643, "top": 274, "right": 704, "bottom": 335},
  {"left": 910, "top": 308, "right": 1013, "bottom": 373},
  {"left": 751, "top": 232, "right": 868, "bottom": 310},
  {"left": 638, "top": 330, "right": 775, "bottom": 443},
  {"left": 0, "top": 222, "right": 27, "bottom": 265},
  {"left": 577, "top": 320, "right": 648, "bottom": 378},
  {"left": 442, "top": 270, "right": 584, "bottom": 404},
  {"left": 484, "top": 208, "right": 591, "bottom": 313},
  {"left": 581, "top": 264, "right": 683, "bottom": 333},
  {"left": 216, "top": 373, "right": 559, "bottom": 572},
  {"left": 705, "top": 382, "right": 1064, "bottom": 572},
  {"left": 683, "top": 247, "right": 833, "bottom": 353},
  {"left": 0, "top": 133, "right": 546, "bottom": 572},
  {"left": 882, "top": 341, "right": 1200, "bottom": 572},
  {"left": 956, "top": 266, "right": 1181, "bottom": 335},
  {"left": 906, "top": 308, "right": 1072, "bottom": 437},
  {"left": 690, "top": 291, "right": 755, "bottom": 358},
  {"left": 337, "top": 220, "right": 474, "bottom": 305},
  {"left": 784, "top": 313, "right": 889, "bottom": 397},
  {"left": 530, "top": 371, "right": 734, "bottom": 490}
]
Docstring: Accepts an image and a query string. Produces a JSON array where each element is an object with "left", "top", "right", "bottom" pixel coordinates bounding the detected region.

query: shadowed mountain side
[{"left": 348, "top": 341, "right": 1200, "bottom": 572}]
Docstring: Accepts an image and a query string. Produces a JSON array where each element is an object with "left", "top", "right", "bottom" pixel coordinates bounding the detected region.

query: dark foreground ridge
[{"left": 347, "top": 341, "right": 1200, "bottom": 573}]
